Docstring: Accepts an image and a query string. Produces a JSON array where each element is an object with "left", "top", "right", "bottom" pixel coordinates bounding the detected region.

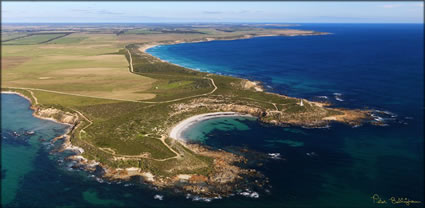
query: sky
[{"left": 2, "top": 1, "right": 424, "bottom": 23}]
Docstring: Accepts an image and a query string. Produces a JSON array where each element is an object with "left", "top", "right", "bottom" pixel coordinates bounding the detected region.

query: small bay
[
  {"left": 1, "top": 23, "right": 423, "bottom": 207},
  {"left": 149, "top": 23, "right": 424, "bottom": 207}
]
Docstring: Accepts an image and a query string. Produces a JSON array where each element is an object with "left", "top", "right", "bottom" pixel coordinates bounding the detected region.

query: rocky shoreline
[
  {"left": 1, "top": 90, "right": 269, "bottom": 199},
  {"left": 170, "top": 97, "right": 369, "bottom": 129},
  {"left": 98, "top": 143, "right": 268, "bottom": 199},
  {"left": 1, "top": 91, "right": 89, "bottom": 172},
  {"left": 0, "top": 29, "right": 371, "bottom": 199}
]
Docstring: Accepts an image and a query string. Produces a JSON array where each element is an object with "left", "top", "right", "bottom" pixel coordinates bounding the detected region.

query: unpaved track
[
  {"left": 6, "top": 77, "right": 217, "bottom": 104},
  {"left": 4, "top": 48, "right": 217, "bottom": 161},
  {"left": 6, "top": 49, "right": 218, "bottom": 104},
  {"left": 125, "top": 49, "right": 218, "bottom": 103},
  {"left": 127, "top": 49, "right": 134, "bottom": 73},
  {"left": 7, "top": 86, "right": 142, "bottom": 103},
  {"left": 9, "top": 87, "right": 181, "bottom": 161},
  {"left": 2, "top": 47, "right": 270, "bottom": 162},
  {"left": 70, "top": 105, "right": 180, "bottom": 161}
]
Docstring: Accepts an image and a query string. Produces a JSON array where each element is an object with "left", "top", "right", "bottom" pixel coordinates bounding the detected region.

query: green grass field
[
  {"left": 2, "top": 25, "right": 355, "bottom": 181},
  {"left": 48, "top": 36, "right": 88, "bottom": 44}
]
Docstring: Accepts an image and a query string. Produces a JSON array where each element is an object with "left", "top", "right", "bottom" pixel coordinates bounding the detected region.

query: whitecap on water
[
  {"left": 373, "top": 116, "right": 384, "bottom": 122},
  {"left": 268, "top": 153, "right": 282, "bottom": 160},
  {"left": 95, "top": 177, "right": 104, "bottom": 183},
  {"left": 185, "top": 194, "right": 213, "bottom": 202},
  {"left": 306, "top": 152, "right": 318, "bottom": 157},
  {"left": 250, "top": 192, "right": 259, "bottom": 198},
  {"left": 213, "top": 196, "right": 222, "bottom": 200},
  {"left": 153, "top": 194, "right": 164, "bottom": 200},
  {"left": 192, "top": 196, "right": 211, "bottom": 202},
  {"left": 335, "top": 97, "right": 344, "bottom": 101},
  {"left": 370, "top": 110, "right": 400, "bottom": 125},
  {"left": 238, "top": 189, "right": 260, "bottom": 199},
  {"left": 333, "top": 93, "right": 344, "bottom": 101}
]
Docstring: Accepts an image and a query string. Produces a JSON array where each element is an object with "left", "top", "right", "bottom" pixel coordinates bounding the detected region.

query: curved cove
[
  {"left": 179, "top": 116, "right": 424, "bottom": 207},
  {"left": 149, "top": 23, "right": 424, "bottom": 206},
  {"left": 2, "top": 23, "right": 424, "bottom": 207}
]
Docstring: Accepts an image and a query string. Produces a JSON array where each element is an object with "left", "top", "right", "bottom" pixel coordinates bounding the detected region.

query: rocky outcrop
[
  {"left": 171, "top": 98, "right": 264, "bottom": 117},
  {"left": 171, "top": 97, "right": 368, "bottom": 128},
  {"left": 98, "top": 142, "right": 265, "bottom": 197},
  {"left": 240, "top": 79, "right": 264, "bottom": 92},
  {"left": 33, "top": 107, "right": 79, "bottom": 125}
]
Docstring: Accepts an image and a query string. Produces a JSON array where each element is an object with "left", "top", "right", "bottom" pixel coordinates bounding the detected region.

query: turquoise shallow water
[
  {"left": 2, "top": 24, "right": 424, "bottom": 208},
  {"left": 1, "top": 94, "right": 181, "bottom": 208},
  {"left": 1, "top": 94, "right": 68, "bottom": 205},
  {"left": 181, "top": 116, "right": 255, "bottom": 143},
  {"left": 148, "top": 24, "right": 424, "bottom": 207},
  {"left": 180, "top": 116, "right": 424, "bottom": 207}
]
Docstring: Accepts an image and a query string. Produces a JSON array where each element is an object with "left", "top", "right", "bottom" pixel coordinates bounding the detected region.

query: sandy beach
[
  {"left": 1, "top": 91, "right": 33, "bottom": 103},
  {"left": 2, "top": 91, "right": 69, "bottom": 125},
  {"left": 138, "top": 43, "right": 159, "bottom": 52},
  {"left": 138, "top": 30, "right": 329, "bottom": 55},
  {"left": 169, "top": 112, "right": 255, "bottom": 141}
]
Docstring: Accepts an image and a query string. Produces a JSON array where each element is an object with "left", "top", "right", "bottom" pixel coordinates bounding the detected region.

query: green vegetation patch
[
  {"left": 48, "top": 36, "right": 88, "bottom": 44},
  {"left": 157, "top": 80, "right": 194, "bottom": 90},
  {"left": 2, "top": 26, "right": 350, "bottom": 179},
  {"left": 32, "top": 90, "right": 120, "bottom": 108},
  {"left": 4, "top": 33, "right": 70, "bottom": 45},
  {"left": 1, "top": 33, "right": 29, "bottom": 42},
  {"left": 124, "top": 29, "right": 162, "bottom": 35}
]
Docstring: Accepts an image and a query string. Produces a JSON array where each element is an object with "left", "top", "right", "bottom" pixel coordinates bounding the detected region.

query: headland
[{"left": 2, "top": 23, "right": 371, "bottom": 198}]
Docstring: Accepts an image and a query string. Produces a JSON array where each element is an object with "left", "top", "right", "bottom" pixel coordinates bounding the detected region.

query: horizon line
[{"left": 2, "top": 22, "right": 423, "bottom": 24}]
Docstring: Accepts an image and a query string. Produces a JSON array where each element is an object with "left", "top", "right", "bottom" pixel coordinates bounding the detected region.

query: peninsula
[{"left": 2, "top": 23, "right": 369, "bottom": 197}]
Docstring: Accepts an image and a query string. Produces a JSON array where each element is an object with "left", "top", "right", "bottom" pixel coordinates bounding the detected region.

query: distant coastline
[
  {"left": 2, "top": 27, "right": 368, "bottom": 199},
  {"left": 141, "top": 31, "right": 331, "bottom": 54}
]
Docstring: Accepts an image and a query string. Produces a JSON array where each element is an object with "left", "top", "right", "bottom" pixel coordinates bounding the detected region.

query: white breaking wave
[{"left": 153, "top": 194, "right": 164, "bottom": 200}]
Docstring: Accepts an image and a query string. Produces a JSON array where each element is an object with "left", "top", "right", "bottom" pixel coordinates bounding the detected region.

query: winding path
[
  {"left": 6, "top": 77, "right": 217, "bottom": 104},
  {"left": 7, "top": 49, "right": 216, "bottom": 104},
  {"left": 127, "top": 49, "right": 134, "bottom": 73},
  {"left": 6, "top": 49, "right": 218, "bottom": 105},
  {"left": 3, "top": 48, "right": 218, "bottom": 162},
  {"left": 29, "top": 90, "right": 39, "bottom": 105},
  {"left": 4, "top": 47, "right": 276, "bottom": 163},
  {"left": 5, "top": 87, "right": 181, "bottom": 161},
  {"left": 124, "top": 48, "right": 218, "bottom": 103},
  {"left": 70, "top": 105, "right": 181, "bottom": 161}
]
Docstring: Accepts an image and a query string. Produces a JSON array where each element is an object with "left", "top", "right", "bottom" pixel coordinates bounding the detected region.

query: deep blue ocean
[{"left": 2, "top": 24, "right": 424, "bottom": 207}]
